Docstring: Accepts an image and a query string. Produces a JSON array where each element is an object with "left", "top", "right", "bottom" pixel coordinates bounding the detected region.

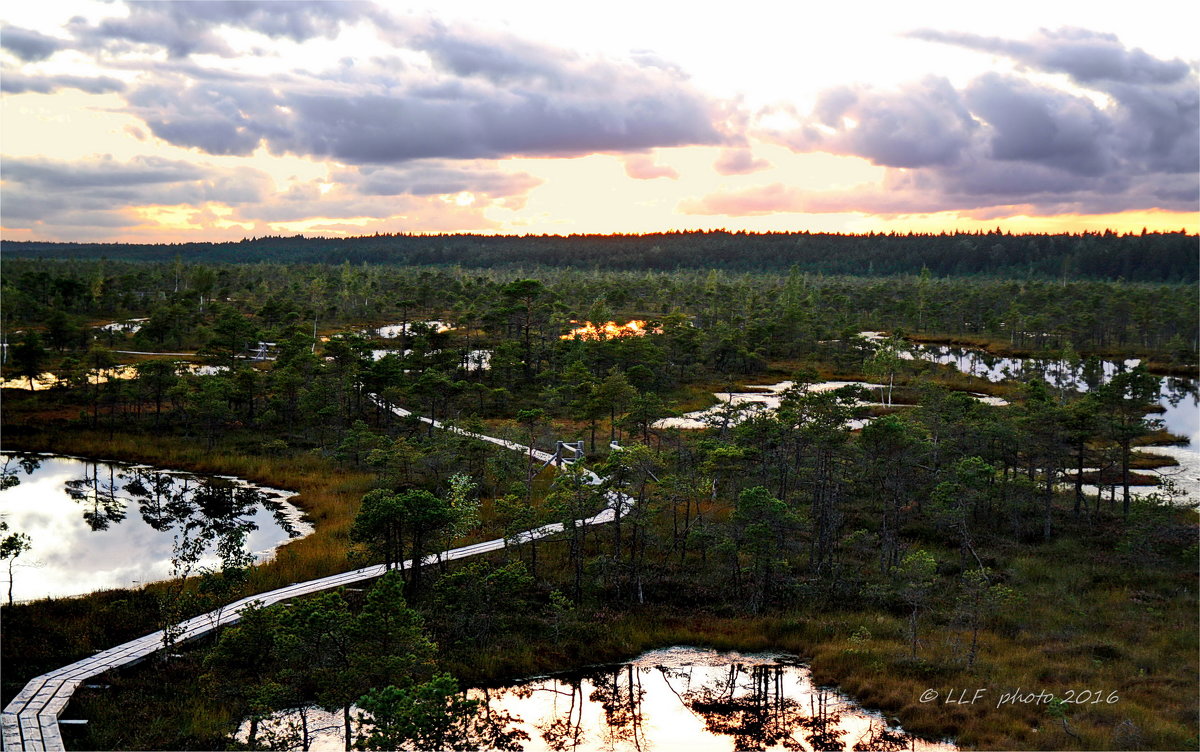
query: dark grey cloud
[
  {"left": 781, "top": 77, "right": 977, "bottom": 168},
  {"left": 5, "top": 3, "right": 724, "bottom": 165},
  {"left": 0, "top": 72, "right": 125, "bottom": 94},
  {"left": 111, "top": 27, "right": 723, "bottom": 163},
  {"left": 908, "top": 27, "right": 1192, "bottom": 86},
  {"left": 964, "top": 73, "right": 1111, "bottom": 176},
  {"left": 1, "top": 26, "right": 65, "bottom": 61},
  {"left": 745, "top": 28, "right": 1199, "bottom": 218},
  {"left": 274, "top": 87, "right": 718, "bottom": 162},
  {"left": 1103, "top": 79, "right": 1198, "bottom": 175},
  {"left": 125, "top": 78, "right": 290, "bottom": 155},
  {"left": 909, "top": 26, "right": 1198, "bottom": 177},
  {"left": 413, "top": 25, "right": 571, "bottom": 86},
  {"left": 69, "top": 1, "right": 378, "bottom": 58}
]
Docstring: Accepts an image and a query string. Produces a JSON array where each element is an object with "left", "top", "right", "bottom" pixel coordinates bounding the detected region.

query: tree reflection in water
[
  {"left": 1162, "top": 377, "right": 1198, "bottom": 410},
  {"left": 240, "top": 650, "right": 953, "bottom": 751},
  {"left": 590, "top": 665, "right": 647, "bottom": 751},
  {"left": 535, "top": 679, "right": 585, "bottom": 751},
  {"left": 56, "top": 459, "right": 301, "bottom": 544},
  {"left": 0, "top": 453, "right": 309, "bottom": 601},
  {"left": 670, "top": 662, "right": 832, "bottom": 751},
  {"left": 506, "top": 649, "right": 953, "bottom": 752},
  {"left": 64, "top": 461, "right": 127, "bottom": 531},
  {"left": 852, "top": 720, "right": 916, "bottom": 752},
  {"left": 0, "top": 454, "right": 41, "bottom": 491},
  {"left": 122, "top": 467, "right": 183, "bottom": 531},
  {"left": 467, "top": 687, "right": 529, "bottom": 752}
]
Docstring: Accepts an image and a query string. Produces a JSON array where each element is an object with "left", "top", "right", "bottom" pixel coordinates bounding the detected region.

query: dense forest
[
  {"left": 1, "top": 252, "right": 1196, "bottom": 751},
  {"left": 4, "top": 229, "right": 1197, "bottom": 282}
]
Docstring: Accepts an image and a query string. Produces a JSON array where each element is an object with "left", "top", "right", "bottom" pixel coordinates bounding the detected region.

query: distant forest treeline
[{"left": 4, "top": 229, "right": 1196, "bottom": 281}]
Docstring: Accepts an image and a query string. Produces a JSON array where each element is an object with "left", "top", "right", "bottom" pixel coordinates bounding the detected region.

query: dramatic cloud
[
  {"left": 779, "top": 77, "right": 977, "bottom": 168},
  {"left": 68, "top": 1, "right": 378, "bottom": 58},
  {"left": 623, "top": 155, "right": 679, "bottom": 180},
  {"left": 0, "top": 2, "right": 728, "bottom": 240},
  {"left": 908, "top": 28, "right": 1192, "bottom": 86},
  {"left": 35, "top": 5, "right": 726, "bottom": 164},
  {"left": 908, "top": 26, "right": 1198, "bottom": 176},
  {"left": 713, "top": 148, "right": 770, "bottom": 175},
  {"left": 270, "top": 76, "right": 720, "bottom": 162},
  {"left": 700, "top": 28, "right": 1199, "bottom": 218},
  {"left": 125, "top": 77, "right": 282, "bottom": 156},
  {"left": 964, "top": 73, "right": 1111, "bottom": 176},
  {"left": 0, "top": 26, "right": 66, "bottom": 61},
  {"left": 3, "top": 5, "right": 1194, "bottom": 239}
]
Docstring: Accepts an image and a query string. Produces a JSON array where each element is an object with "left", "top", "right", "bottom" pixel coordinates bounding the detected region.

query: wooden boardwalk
[{"left": 2, "top": 399, "right": 624, "bottom": 751}]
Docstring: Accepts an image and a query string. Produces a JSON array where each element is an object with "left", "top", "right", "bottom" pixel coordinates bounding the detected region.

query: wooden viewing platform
[{"left": 2, "top": 397, "right": 624, "bottom": 751}]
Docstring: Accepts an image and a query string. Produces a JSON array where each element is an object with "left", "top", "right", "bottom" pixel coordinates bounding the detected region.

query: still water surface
[
  {"left": 242, "top": 646, "right": 955, "bottom": 751},
  {"left": 0, "top": 453, "right": 311, "bottom": 602}
]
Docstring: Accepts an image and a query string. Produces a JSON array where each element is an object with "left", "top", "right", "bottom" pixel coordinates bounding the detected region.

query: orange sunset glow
[{"left": 561, "top": 321, "right": 658, "bottom": 341}]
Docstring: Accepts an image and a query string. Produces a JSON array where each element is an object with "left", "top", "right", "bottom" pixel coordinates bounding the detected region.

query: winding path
[{"left": 2, "top": 397, "right": 626, "bottom": 751}]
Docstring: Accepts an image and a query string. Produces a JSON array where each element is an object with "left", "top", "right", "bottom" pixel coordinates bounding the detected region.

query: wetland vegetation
[{"left": 1, "top": 240, "right": 1196, "bottom": 750}]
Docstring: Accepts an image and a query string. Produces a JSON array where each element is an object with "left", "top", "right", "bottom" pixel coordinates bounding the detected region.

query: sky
[{"left": 1, "top": 0, "right": 1197, "bottom": 242}]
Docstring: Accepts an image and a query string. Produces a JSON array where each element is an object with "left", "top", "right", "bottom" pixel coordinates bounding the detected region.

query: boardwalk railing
[{"left": 2, "top": 399, "right": 626, "bottom": 752}]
